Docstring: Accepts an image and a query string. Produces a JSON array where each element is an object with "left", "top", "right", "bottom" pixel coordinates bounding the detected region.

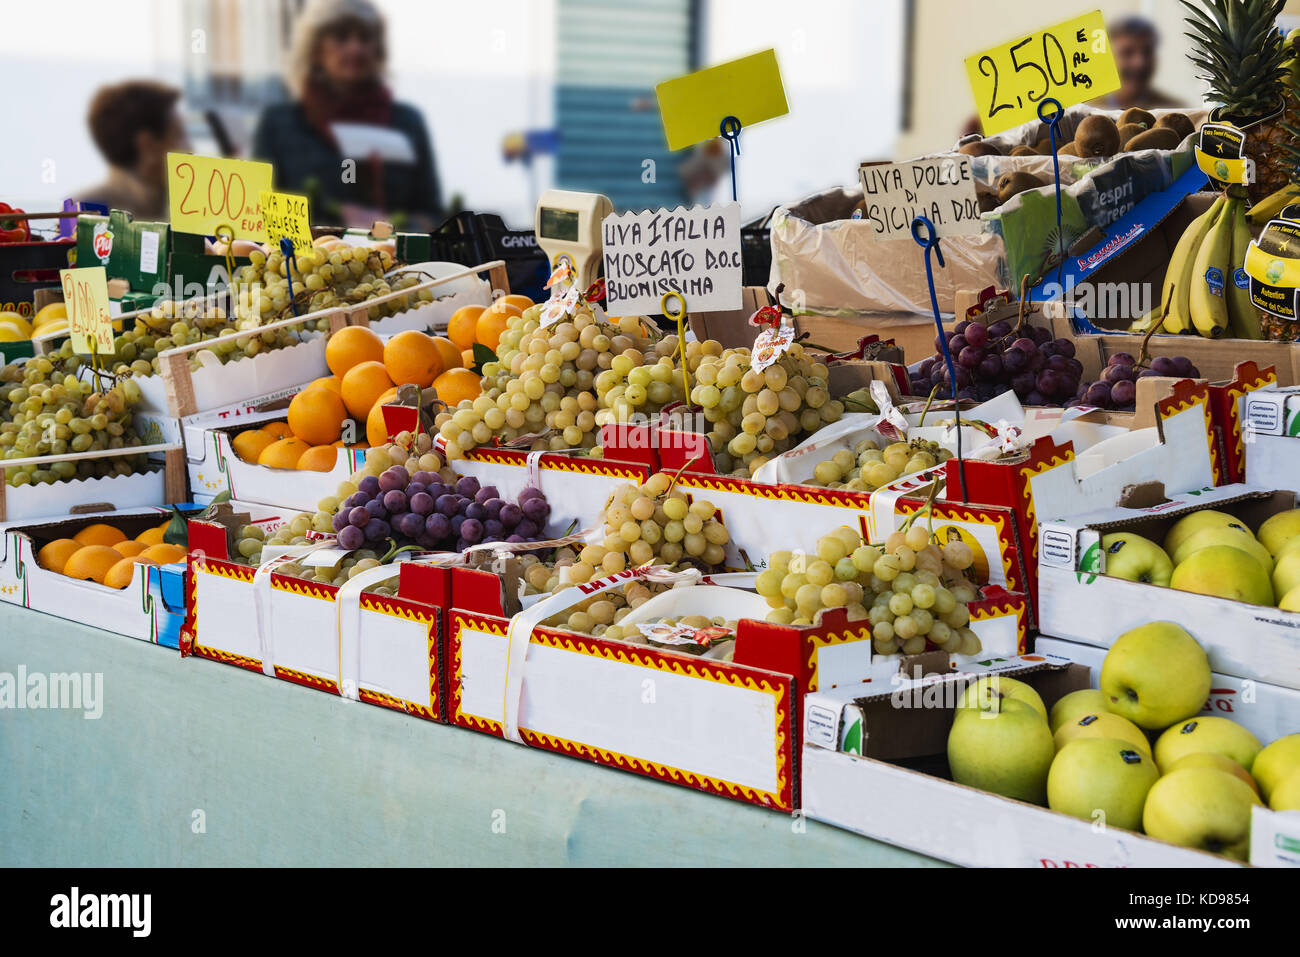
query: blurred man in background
[
  {"left": 252, "top": 0, "right": 442, "bottom": 229},
  {"left": 1092, "top": 16, "right": 1182, "bottom": 111},
  {"left": 78, "top": 80, "right": 189, "bottom": 220}
]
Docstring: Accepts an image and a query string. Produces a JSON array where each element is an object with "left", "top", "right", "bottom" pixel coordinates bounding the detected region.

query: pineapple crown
[{"left": 1182, "top": 0, "right": 1290, "bottom": 119}]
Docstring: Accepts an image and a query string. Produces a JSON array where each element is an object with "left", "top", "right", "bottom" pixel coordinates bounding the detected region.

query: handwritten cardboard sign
[
  {"left": 167, "top": 153, "right": 272, "bottom": 239},
  {"left": 260, "top": 190, "right": 313, "bottom": 253},
  {"left": 601, "top": 202, "right": 742, "bottom": 315},
  {"left": 59, "top": 266, "right": 114, "bottom": 356},
  {"left": 858, "top": 156, "right": 981, "bottom": 240}
]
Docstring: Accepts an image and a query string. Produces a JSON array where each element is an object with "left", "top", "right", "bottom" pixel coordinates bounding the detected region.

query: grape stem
[
  {"left": 1135, "top": 289, "right": 1171, "bottom": 370},
  {"left": 917, "top": 383, "right": 942, "bottom": 427}
]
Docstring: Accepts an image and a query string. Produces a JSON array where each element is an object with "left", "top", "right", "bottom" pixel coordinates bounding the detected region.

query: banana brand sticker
[{"left": 1205, "top": 266, "right": 1224, "bottom": 297}]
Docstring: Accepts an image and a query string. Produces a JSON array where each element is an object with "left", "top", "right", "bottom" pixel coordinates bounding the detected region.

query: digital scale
[{"left": 534, "top": 189, "right": 612, "bottom": 289}]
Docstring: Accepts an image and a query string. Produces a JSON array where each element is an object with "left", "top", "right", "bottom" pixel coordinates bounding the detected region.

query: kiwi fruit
[
  {"left": 977, "top": 193, "right": 999, "bottom": 213},
  {"left": 1117, "top": 123, "right": 1146, "bottom": 149},
  {"left": 996, "top": 171, "right": 1047, "bottom": 204},
  {"left": 1118, "top": 107, "right": 1156, "bottom": 130},
  {"left": 1034, "top": 138, "right": 1053, "bottom": 155},
  {"left": 958, "top": 140, "right": 1002, "bottom": 157},
  {"left": 1125, "top": 127, "right": 1181, "bottom": 152},
  {"left": 1155, "top": 112, "right": 1195, "bottom": 142},
  {"left": 1074, "top": 114, "right": 1121, "bottom": 157},
  {"left": 1010, "top": 144, "right": 1038, "bottom": 157},
  {"left": 1057, "top": 141, "right": 1080, "bottom": 156}
]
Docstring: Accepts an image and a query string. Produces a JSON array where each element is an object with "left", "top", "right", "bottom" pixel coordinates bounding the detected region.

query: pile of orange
[
  {"left": 38, "top": 521, "right": 189, "bottom": 589},
  {"left": 447, "top": 294, "right": 534, "bottom": 357}
]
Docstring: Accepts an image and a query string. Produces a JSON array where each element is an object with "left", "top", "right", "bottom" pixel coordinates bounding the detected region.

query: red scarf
[{"left": 300, "top": 79, "right": 394, "bottom": 147}]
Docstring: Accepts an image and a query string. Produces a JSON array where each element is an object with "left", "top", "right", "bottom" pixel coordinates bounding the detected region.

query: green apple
[
  {"left": 1280, "top": 584, "right": 1300, "bottom": 612},
  {"left": 1053, "top": 711, "right": 1153, "bottom": 759},
  {"left": 955, "top": 675, "right": 1048, "bottom": 723},
  {"left": 1101, "top": 532, "right": 1173, "bottom": 585},
  {"left": 1100, "top": 622, "right": 1211, "bottom": 731},
  {"left": 1048, "top": 738, "right": 1159, "bottom": 832},
  {"left": 947, "top": 697, "right": 1055, "bottom": 805},
  {"left": 1165, "top": 752, "right": 1260, "bottom": 797},
  {"left": 1153, "top": 716, "right": 1262, "bottom": 772},
  {"left": 1252, "top": 733, "right": 1300, "bottom": 803},
  {"left": 1143, "top": 766, "right": 1261, "bottom": 860},
  {"left": 1272, "top": 550, "right": 1300, "bottom": 602},
  {"left": 1170, "top": 525, "right": 1273, "bottom": 575},
  {"left": 1170, "top": 545, "right": 1274, "bottom": 606},
  {"left": 1163, "top": 509, "right": 1242, "bottom": 556},
  {"left": 1257, "top": 508, "right": 1300, "bottom": 556},
  {"left": 1049, "top": 688, "right": 1110, "bottom": 733},
  {"left": 1271, "top": 769, "right": 1300, "bottom": 811}
]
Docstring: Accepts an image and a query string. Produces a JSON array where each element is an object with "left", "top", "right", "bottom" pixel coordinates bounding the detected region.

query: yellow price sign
[
  {"left": 965, "top": 10, "right": 1120, "bottom": 137},
  {"left": 59, "top": 266, "right": 114, "bottom": 356},
  {"left": 260, "top": 190, "right": 314, "bottom": 254},
  {"left": 167, "top": 152, "right": 273, "bottom": 238},
  {"left": 655, "top": 49, "right": 788, "bottom": 151}
]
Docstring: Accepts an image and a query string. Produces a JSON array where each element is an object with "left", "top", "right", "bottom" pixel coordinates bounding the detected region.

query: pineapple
[{"left": 1183, "top": 0, "right": 1292, "bottom": 204}]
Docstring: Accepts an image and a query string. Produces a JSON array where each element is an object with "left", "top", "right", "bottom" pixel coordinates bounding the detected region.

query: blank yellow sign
[
  {"left": 167, "top": 153, "right": 273, "bottom": 238},
  {"left": 59, "top": 266, "right": 114, "bottom": 356},
  {"left": 965, "top": 10, "right": 1121, "bottom": 137},
  {"left": 656, "top": 49, "right": 788, "bottom": 151},
  {"left": 260, "top": 191, "right": 314, "bottom": 253}
]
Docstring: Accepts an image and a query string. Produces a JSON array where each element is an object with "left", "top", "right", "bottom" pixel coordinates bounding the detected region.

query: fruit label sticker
[
  {"left": 58, "top": 266, "right": 114, "bottom": 356},
  {"left": 259, "top": 190, "right": 313, "bottom": 253},
  {"left": 1204, "top": 264, "right": 1225, "bottom": 297},
  {"left": 1244, "top": 218, "right": 1300, "bottom": 320},
  {"left": 751, "top": 323, "right": 794, "bottom": 373},
  {"left": 167, "top": 153, "right": 273, "bottom": 239},
  {"left": 965, "top": 10, "right": 1121, "bottom": 137},
  {"left": 654, "top": 49, "right": 788, "bottom": 151},
  {"left": 601, "top": 202, "right": 742, "bottom": 315},
  {"left": 858, "top": 157, "right": 980, "bottom": 239},
  {"left": 1194, "top": 124, "right": 1253, "bottom": 187}
]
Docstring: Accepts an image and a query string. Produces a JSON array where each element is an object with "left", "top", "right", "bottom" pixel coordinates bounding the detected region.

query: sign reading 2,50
[{"left": 978, "top": 33, "right": 1070, "bottom": 119}]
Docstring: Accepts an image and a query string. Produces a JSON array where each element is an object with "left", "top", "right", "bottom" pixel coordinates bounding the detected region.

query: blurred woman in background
[{"left": 252, "top": 0, "right": 443, "bottom": 228}]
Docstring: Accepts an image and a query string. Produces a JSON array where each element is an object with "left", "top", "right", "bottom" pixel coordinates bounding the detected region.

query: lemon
[
  {"left": 33, "top": 302, "right": 67, "bottom": 328},
  {"left": 0, "top": 311, "right": 32, "bottom": 336}
]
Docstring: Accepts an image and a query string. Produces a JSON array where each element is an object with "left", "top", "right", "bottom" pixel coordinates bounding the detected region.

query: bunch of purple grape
[
  {"left": 331, "top": 469, "right": 552, "bottom": 553},
  {"left": 1066, "top": 352, "right": 1201, "bottom": 411},
  {"left": 909, "top": 319, "right": 1084, "bottom": 407}
]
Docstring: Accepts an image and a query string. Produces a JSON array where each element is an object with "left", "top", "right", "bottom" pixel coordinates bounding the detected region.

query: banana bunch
[{"left": 1159, "top": 187, "right": 1263, "bottom": 340}]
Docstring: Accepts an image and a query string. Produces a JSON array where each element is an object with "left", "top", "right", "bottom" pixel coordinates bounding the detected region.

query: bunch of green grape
[
  {"left": 588, "top": 472, "right": 730, "bottom": 576},
  {"left": 0, "top": 357, "right": 148, "bottom": 486},
  {"left": 809, "top": 437, "right": 952, "bottom": 491},
  {"left": 232, "top": 244, "right": 432, "bottom": 329},
  {"left": 755, "top": 522, "right": 983, "bottom": 656},
  {"left": 687, "top": 343, "right": 844, "bottom": 479}
]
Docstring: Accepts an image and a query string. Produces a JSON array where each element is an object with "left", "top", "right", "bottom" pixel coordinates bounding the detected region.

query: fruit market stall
[{"left": 8, "top": 1, "right": 1300, "bottom": 872}]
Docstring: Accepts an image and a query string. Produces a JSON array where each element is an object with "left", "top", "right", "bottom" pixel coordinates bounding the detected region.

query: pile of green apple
[
  {"left": 1101, "top": 506, "right": 1300, "bottom": 609},
  {"left": 947, "top": 621, "right": 1300, "bottom": 861}
]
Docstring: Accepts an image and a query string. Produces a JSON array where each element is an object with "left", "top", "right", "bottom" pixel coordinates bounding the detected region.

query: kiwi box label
[
  {"left": 601, "top": 202, "right": 742, "bottom": 315},
  {"left": 964, "top": 9, "right": 1121, "bottom": 137},
  {"left": 857, "top": 157, "right": 980, "bottom": 240}
]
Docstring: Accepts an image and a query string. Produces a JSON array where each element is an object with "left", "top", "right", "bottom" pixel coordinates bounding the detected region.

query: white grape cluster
[
  {"left": 755, "top": 522, "right": 983, "bottom": 656},
  {"left": 688, "top": 343, "right": 844, "bottom": 478},
  {"left": 593, "top": 472, "right": 730, "bottom": 573},
  {"left": 808, "top": 437, "right": 952, "bottom": 492}
]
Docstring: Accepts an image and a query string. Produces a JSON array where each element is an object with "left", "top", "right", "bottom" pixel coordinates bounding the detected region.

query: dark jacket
[{"left": 252, "top": 101, "right": 442, "bottom": 223}]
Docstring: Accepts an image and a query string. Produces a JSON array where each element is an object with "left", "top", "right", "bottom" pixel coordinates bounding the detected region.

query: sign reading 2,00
[
  {"left": 166, "top": 153, "right": 273, "bottom": 240},
  {"left": 965, "top": 10, "right": 1121, "bottom": 137}
]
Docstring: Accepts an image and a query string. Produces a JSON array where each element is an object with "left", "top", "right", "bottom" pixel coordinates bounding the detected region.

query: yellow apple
[
  {"left": 1054, "top": 711, "right": 1153, "bottom": 759},
  {"left": 1101, "top": 532, "right": 1173, "bottom": 585},
  {"left": 1163, "top": 509, "right": 1244, "bottom": 556},
  {"left": 1170, "top": 525, "right": 1273, "bottom": 575},
  {"left": 1100, "top": 622, "right": 1211, "bottom": 730},
  {"left": 1048, "top": 738, "right": 1159, "bottom": 831},
  {"left": 1049, "top": 688, "right": 1110, "bottom": 733},
  {"left": 1257, "top": 508, "right": 1300, "bottom": 557},
  {"left": 1165, "top": 752, "right": 1259, "bottom": 796},
  {"left": 1280, "top": 584, "right": 1300, "bottom": 612},
  {"left": 1271, "top": 769, "right": 1300, "bottom": 811},
  {"left": 1153, "top": 716, "right": 1262, "bottom": 772},
  {"left": 947, "top": 698, "right": 1055, "bottom": 805},
  {"left": 1272, "top": 550, "right": 1300, "bottom": 603},
  {"left": 1252, "top": 733, "right": 1300, "bottom": 803},
  {"left": 955, "top": 675, "right": 1048, "bottom": 723},
  {"left": 1170, "top": 545, "right": 1274, "bottom": 606},
  {"left": 1143, "top": 766, "right": 1261, "bottom": 860}
]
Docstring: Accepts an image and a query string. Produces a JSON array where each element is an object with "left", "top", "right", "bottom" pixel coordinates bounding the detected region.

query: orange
[
  {"left": 432, "top": 367, "right": 481, "bottom": 406},
  {"left": 259, "top": 437, "right": 312, "bottom": 470},
  {"left": 232, "top": 428, "right": 276, "bottom": 463},
  {"left": 499, "top": 294, "right": 534, "bottom": 312},
  {"left": 326, "top": 325, "right": 384, "bottom": 377},
  {"left": 340, "top": 360, "right": 394, "bottom": 420},
  {"left": 431, "top": 335, "right": 461, "bottom": 372},
  {"left": 383, "top": 330, "right": 443, "bottom": 388},
  {"left": 73, "top": 523, "right": 127, "bottom": 547},
  {"left": 366, "top": 387, "right": 400, "bottom": 446},
  {"left": 462, "top": 349, "right": 475, "bottom": 367},
  {"left": 309, "top": 375, "right": 343, "bottom": 396},
  {"left": 288, "top": 387, "right": 347, "bottom": 446},
  {"left": 113, "top": 540, "right": 148, "bottom": 558},
  {"left": 135, "top": 527, "right": 166, "bottom": 546},
  {"left": 261, "top": 421, "right": 294, "bottom": 440},
  {"left": 297, "top": 445, "right": 339, "bottom": 472},
  {"left": 475, "top": 310, "right": 510, "bottom": 351},
  {"left": 141, "top": 543, "right": 188, "bottom": 564},
  {"left": 62, "top": 545, "right": 123, "bottom": 584},
  {"left": 37, "top": 538, "right": 82, "bottom": 574},
  {"left": 447, "top": 305, "right": 486, "bottom": 351},
  {"left": 104, "top": 556, "right": 151, "bottom": 589}
]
